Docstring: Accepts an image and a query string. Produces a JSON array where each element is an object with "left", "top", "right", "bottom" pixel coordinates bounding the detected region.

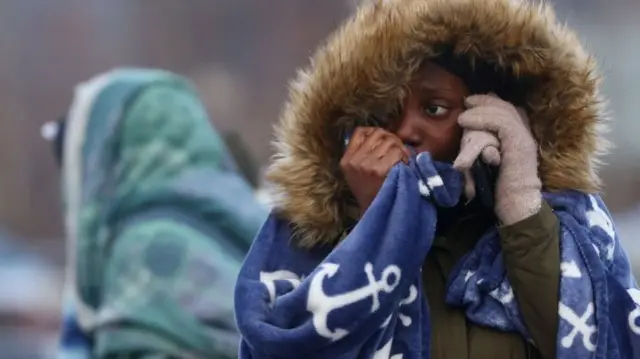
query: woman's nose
[{"left": 394, "top": 112, "right": 421, "bottom": 147}]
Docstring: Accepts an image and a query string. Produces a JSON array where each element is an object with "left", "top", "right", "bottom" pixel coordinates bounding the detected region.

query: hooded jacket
[
  {"left": 56, "top": 68, "right": 268, "bottom": 359},
  {"left": 267, "top": 0, "right": 608, "bottom": 248}
]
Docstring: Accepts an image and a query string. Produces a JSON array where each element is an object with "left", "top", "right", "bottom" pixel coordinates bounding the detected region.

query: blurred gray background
[{"left": 0, "top": 1, "right": 638, "bottom": 358}]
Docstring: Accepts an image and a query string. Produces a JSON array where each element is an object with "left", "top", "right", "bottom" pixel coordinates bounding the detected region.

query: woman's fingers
[
  {"left": 460, "top": 95, "right": 532, "bottom": 150},
  {"left": 374, "top": 146, "right": 407, "bottom": 175},
  {"left": 349, "top": 128, "right": 389, "bottom": 164},
  {"left": 343, "top": 127, "right": 376, "bottom": 159},
  {"left": 453, "top": 130, "right": 500, "bottom": 171},
  {"left": 463, "top": 169, "right": 476, "bottom": 203},
  {"left": 457, "top": 106, "right": 507, "bottom": 134},
  {"left": 481, "top": 146, "right": 501, "bottom": 166}
]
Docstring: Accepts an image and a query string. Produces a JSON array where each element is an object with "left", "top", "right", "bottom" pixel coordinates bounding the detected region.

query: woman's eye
[{"left": 423, "top": 105, "right": 449, "bottom": 117}]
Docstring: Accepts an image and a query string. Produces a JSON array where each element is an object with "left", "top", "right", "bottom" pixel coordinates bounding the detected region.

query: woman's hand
[
  {"left": 456, "top": 94, "right": 542, "bottom": 225},
  {"left": 453, "top": 129, "right": 501, "bottom": 202},
  {"left": 340, "top": 127, "right": 411, "bottom": 217}
]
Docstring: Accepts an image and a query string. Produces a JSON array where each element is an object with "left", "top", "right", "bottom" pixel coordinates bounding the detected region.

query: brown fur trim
[{"left": 267, "top": 0, "right": 610, "bottom": 248}]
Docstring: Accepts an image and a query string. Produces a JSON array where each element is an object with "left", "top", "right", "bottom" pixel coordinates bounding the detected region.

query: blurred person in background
[
  {"left": 44, "top": 68, "right": 268, "bottom": 359},
  {"left": 234, "top": 0, "right": 639, "bottom": 358}
]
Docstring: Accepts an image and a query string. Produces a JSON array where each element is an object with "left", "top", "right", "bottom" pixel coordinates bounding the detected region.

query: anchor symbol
[
  {"left": 380, "top": 285, "right": 418, "bottom": 329},
  {"left": 559, "top": 302, "right": 596, "bottom": 351},
  {"left": 307, "top": 262, "right": 401, "bottom": 341},
  {"left": 260, "top": 270, "right": 303, "bottom": 306}
]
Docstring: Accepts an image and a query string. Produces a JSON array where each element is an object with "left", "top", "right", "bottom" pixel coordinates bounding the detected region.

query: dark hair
[{"left": 430, "top": 48, "right": 531, "bottom": 106}]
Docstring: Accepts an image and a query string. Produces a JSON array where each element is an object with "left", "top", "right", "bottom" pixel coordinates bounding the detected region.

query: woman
[
  {"left": 235, "top": 1, "right": 639, "bottom": 358},
  {"left": 53, "top": 68, "right": 267, "bottom": 359}
]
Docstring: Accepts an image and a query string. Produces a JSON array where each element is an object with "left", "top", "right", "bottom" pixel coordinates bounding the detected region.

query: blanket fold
[{"left": 236, "top": 153, "right": 640, "bottom": 359}]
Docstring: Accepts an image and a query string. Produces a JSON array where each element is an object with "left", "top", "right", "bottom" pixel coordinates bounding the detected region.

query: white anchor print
[
  {"left": 380, "top": 285, "right": 418, "bottom": 329},
  {"left": 373, "top": 337, "right": 404, "bottom": 359},
  {"left": 418, "top": 175, "right": 444, "bottom": 198},
  {"left": 415, "top": 152, "right": 444, "bottom": 197},
  {"left": 560, "top": 261, "right": 582, "bottom": 279},
  {"left": 559, "top": 302, "right": 596, "bottom": 351},
  {"left": 398, "top": 285, "right": 418, "bottom": 326},
  {"left": 380, "top": 315, "right": 392, "bottom": 329},
  {"left": 592, "top": 243, "right": 600, "bottom": 256},
  {"left": 586, "top": 195, "right": 615, "bottom": 239},
  {"left": 586, "top": 195, "right": 616, "bottom": 261},
  {"left": 490, "top": 282, "right": 514, "bottom": 305},
  {"left": 628, "top": 288, "right": 640, "bottom": 335},
  {"left": 373, "top": 339, "right": 393, "bottom": 359},
  {"left": 464, "top": 270, "right": 475, "bottom": 282},
  {"left": 605, "top": 243, "right": 615, "bottom": 262},
  {"left": 259, "top": 270, "right": 302, "bottom": 306},
  {"left": 307, "top": 262, "right": 401, "bottom": 341}
]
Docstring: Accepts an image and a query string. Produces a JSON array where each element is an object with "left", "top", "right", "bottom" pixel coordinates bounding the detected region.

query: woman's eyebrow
[
  {"left": 418, "top": 83, "right": 460, "bottom": 94},
  {"left": 419, "top": 81, "right": 450, "bottom": 89},
  {"left": 417, "top": 86, "right": 465, "bottom": 104}
]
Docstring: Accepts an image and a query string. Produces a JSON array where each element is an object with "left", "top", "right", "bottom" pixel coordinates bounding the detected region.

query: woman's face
[{"left": 393, "top": 61, "right": 469, "bottom": 162}]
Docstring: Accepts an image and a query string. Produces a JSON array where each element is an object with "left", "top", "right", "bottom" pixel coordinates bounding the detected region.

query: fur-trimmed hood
[{"left": 267, "top": 0, "right": 609, "bottom": 247}]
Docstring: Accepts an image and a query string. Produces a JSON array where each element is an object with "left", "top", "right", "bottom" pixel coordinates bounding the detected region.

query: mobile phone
[{"left": 470, "top": 158, "right": 498, "bottom": 209}]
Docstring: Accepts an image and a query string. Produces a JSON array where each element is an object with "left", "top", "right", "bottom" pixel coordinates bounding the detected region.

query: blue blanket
[{"left": 235, "top": 152, "right": 640, "bottom": 358}]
